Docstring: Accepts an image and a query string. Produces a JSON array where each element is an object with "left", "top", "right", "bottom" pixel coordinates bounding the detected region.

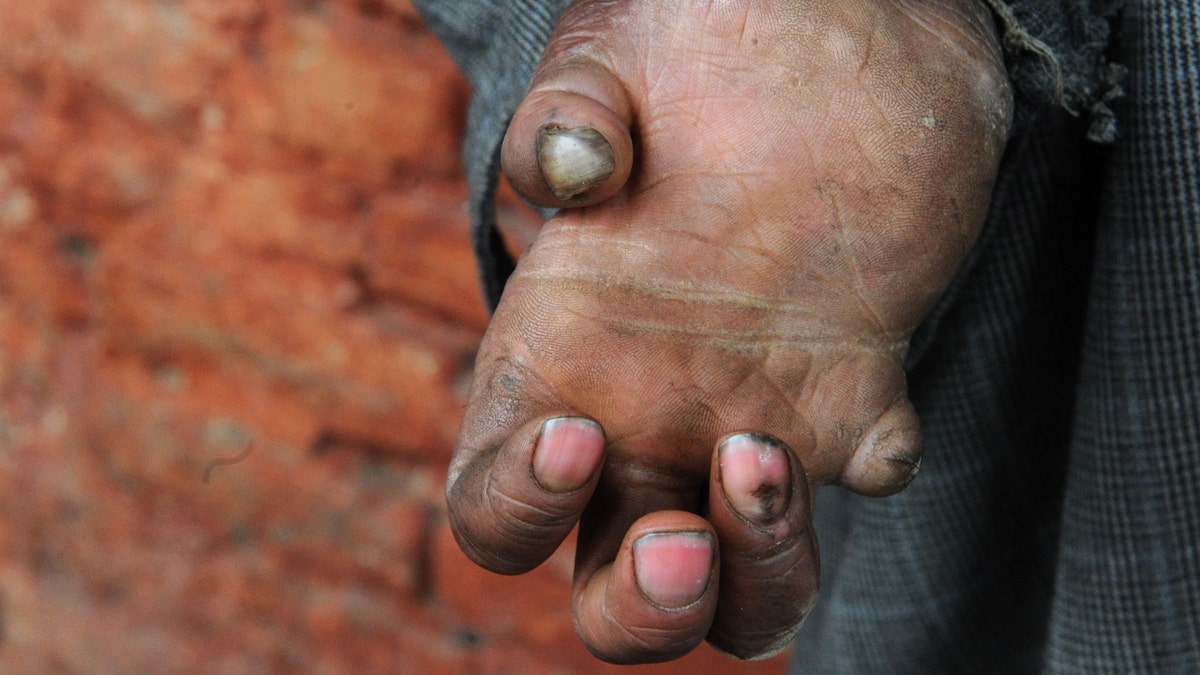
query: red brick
[
  {"left": 258, "top": 5, "right": 468, "bottom": 176},
  {"left": 364, "top": 183, "right": 490, "bottom": 330},
  {"left": 98, "top": 216, "right": 477, "bottom": 460}
]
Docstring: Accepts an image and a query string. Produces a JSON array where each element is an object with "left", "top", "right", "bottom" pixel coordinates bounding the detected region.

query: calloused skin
[{"left": 447, "top": 0, "right": 1012, "bottom": 664}]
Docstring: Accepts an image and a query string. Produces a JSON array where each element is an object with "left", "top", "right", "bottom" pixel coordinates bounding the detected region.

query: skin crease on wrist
[{"left": 450, "top": 0, "right": 1013, "bottom": 664}]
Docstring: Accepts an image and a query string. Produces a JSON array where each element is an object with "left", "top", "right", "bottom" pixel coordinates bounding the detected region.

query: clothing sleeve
[
  {"left": 412, "top": 0, "right": 1124, "bottom": 311},
  {"left": 411, "top": 0, "right": 574, "bottom": 310}
]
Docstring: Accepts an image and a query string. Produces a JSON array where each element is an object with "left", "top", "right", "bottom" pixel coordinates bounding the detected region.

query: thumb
[{"left": 501, "top": 33, "right": 634, "bottom": 208}]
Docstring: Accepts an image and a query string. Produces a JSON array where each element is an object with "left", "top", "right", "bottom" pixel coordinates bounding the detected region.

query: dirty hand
[{"left": 448, "top": 0, "right": 1010, "bottom": 663}]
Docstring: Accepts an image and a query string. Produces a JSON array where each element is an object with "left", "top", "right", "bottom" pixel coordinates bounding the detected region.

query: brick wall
[{"left": 0, "top": 1, "right": 790, "bottom": 672}]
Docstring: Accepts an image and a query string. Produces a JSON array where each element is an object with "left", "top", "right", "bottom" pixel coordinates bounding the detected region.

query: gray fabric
[
  {"left": 982, "top": 0, "right": 1126, "bottom": 142},
  {"left": 413, "top": 0, "right": 1200, "bottom": 672},
  {"left": 800, "top": 4, "right": 1199, "bottom": 672},
  {"left": 802, "top": 110, "right": 1105, "bottom": 672},
  {"left": 412, "top": 0, "right": 573, "bottom": 309},
  {"left": 1049, "top": 1, "right": 1200, "bottom": 667}
]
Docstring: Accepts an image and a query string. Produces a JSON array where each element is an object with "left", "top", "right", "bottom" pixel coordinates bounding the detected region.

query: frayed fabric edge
[{"left": 982, "top": 0, "right": 1126, "bottom": 143}]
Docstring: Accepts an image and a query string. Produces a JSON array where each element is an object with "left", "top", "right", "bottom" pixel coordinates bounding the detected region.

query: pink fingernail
[
  {"left": 632, "top": 532, "right": 714, "bottom": 610},
  {"left": 532, "top": 417, "right": 604, "bottom": 493},
  {"left": 718, "top": 434, "right": 791, "bottom": 523}
]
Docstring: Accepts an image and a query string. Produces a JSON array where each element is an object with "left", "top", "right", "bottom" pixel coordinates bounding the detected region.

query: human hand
[{"left": 448, "top": 0, "right": 1011, "bottom": 663}]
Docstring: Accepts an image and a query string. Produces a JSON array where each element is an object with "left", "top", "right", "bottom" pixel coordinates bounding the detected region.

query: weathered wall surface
[{"left": 0, "top": 1, "right": 788, "bottom": 672}]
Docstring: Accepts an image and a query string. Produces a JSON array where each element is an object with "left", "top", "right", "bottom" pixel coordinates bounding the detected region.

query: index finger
[{"left": 447, "top": 412, "right": 606, "bottom": 575}]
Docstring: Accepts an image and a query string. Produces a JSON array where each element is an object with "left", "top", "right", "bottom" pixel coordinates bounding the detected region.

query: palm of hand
[{"left": 480, "top": 0, "right": 1009, "bottom": 488}]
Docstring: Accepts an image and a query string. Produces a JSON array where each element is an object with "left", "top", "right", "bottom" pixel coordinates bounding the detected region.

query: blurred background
[{"left": 0, "top": 0, "right": 789, "bottom": 672}]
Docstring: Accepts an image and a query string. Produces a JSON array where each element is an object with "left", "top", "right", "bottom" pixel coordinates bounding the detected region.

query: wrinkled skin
[{"left": 447, "top": 0, "right": 1011, "bottom": 664}]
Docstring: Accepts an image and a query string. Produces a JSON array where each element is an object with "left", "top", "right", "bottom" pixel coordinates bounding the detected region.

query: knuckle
[
  {"left": 445, "top": 474, "right": 563, "bottom": 576},
  {"left": 708, "top": 622, "right": 805, "bottom": 661},
  {"left": 485, "top": 471, "right": 581, "bottom": 533},
  {"left": 447, "top": 470, "right": 582, "bottom": 575},
  {"left": 581, "top": 619, "right": 702, "bottom": 665},
  {"left": 447, "top": 511, "right": 535, "bottom": 575},
  {"left": 725, "top": 520, "right": 813, "bottom": 569}
]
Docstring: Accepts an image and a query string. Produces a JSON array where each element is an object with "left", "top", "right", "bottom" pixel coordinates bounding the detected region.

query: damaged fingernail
[
  {"left": 718, "top": 434, "right": 792, "bottom": 524},
  {"left": 532, "top": 417, "right": 604, "bottom": 493},
  {"left": 536, "top": 125, "right": 615, "bottom": 201},
  {"left": 632, "top": 531, "right": 714, "bottom": 610}
]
